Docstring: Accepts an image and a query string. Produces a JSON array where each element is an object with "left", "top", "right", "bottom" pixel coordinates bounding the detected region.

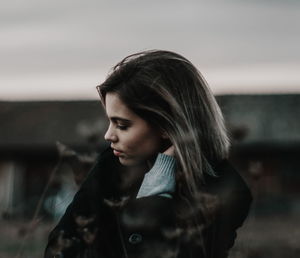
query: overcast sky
[{"left": 1, "top": 0, "right": 300, "bottom": 100}]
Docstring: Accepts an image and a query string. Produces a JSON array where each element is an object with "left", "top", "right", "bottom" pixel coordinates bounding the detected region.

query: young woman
[{"left": 45, "top": 50, "right": 252, "bottom": 258}]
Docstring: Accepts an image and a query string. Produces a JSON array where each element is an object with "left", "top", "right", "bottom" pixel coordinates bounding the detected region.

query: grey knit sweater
[{"left": 136, "top": 153, "right": 176, "bottom": 199}]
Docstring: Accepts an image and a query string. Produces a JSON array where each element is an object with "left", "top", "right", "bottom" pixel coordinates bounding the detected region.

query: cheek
[
  {"left": 132, "top": 131, "right": 162, "bottom": 153},
  {"left": 119, "top": 121, "right": 163, "bottom": 156},
  {"left": 124, "top": 136, "right": 141, "bottom": 151},
  {"left": 118, "top": 131, "right": 141, "bottom": 152}
]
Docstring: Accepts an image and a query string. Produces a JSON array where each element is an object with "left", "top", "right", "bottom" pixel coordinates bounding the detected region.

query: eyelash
[{"left": 116, "top": 124, "right": 128, "bottom": 130}]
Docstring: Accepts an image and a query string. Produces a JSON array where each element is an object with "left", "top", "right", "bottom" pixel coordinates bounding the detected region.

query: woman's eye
[{"left": 116, "top": 124, "right": 128, "bottom": 130}]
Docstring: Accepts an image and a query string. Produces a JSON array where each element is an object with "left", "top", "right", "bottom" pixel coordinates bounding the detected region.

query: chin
[
  {"left": 118, "top": 156, "right": 144, "bottom": 167},
  {"left": 118, "top": 157, "right": 134, "bottom": 166}
]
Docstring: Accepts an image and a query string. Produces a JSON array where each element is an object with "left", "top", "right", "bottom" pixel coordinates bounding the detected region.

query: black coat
[{"left": 44, "top": 148, "right": 252, "bottom": 258}]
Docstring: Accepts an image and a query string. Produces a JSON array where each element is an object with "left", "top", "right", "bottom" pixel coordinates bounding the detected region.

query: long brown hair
[{"left": 97, "top": 50, "right": 229, "bottom": 194}]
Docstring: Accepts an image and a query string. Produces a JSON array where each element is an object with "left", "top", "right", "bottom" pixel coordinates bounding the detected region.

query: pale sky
[{"left": 1, "top": 0, "right": 300, "bottom": 100}]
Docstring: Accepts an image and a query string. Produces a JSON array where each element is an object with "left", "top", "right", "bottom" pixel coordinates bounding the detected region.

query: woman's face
[{"left": 104, "top": 92, "right": 164, "bottom": 166}]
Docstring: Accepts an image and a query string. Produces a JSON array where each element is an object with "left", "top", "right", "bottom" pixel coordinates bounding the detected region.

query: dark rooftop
[{"left": 1, "top": 94, "right": 299, "bottom": 156}]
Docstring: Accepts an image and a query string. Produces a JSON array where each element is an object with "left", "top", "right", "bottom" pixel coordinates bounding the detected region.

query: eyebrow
[{"left": 109, "top": 116, "right": 132, "bottom": 123}]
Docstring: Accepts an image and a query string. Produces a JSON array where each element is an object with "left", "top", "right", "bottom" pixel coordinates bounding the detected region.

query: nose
[{"left": 104, "top": 124, "right": 117, "bottom": 142}]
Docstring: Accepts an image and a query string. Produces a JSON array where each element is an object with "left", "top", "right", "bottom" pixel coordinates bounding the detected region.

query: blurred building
[
  {"left": 0, "top": 101, "right": 107, "bottom": 219},
  {"left": 0, "top": 94, "right": 299, "bottom": 219},
  {"left": 218, "top": 94, "right": 300, "bottom": 215}
]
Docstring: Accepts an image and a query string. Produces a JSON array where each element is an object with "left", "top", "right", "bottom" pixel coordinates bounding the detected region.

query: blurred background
[{"left": 0, "top": 0, "right": 299, "bottom": 257}]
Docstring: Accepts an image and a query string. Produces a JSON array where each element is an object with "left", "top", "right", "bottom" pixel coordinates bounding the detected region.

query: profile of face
[{"left": 104, "top": 92, "right": 165, "bottom": 166}]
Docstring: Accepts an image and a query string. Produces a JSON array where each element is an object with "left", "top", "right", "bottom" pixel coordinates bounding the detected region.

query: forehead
[{"left": 105, "top": 93, "right": 137, "bottom": 119}]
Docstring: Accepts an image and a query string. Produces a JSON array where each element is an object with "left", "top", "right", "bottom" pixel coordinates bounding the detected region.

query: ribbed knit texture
[{"left": 136, "top": 153, "right": 176, "bottom": 199}]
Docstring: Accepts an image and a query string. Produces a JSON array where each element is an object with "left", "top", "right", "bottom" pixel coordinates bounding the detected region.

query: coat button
[{"left": 128, "top": 233, "right": 142, "bottom": 244}]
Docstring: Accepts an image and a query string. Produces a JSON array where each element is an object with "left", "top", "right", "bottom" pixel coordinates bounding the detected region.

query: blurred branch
[{"left": 56, "top": 141, "right": 97, "bottom": 186}]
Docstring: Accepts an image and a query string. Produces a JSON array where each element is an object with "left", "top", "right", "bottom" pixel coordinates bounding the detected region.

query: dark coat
[{"left": 44, "top": 147, "right": 252, "bottom": 258}]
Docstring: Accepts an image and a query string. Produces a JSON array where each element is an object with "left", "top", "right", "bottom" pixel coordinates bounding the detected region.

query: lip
[
  {"left": 113, "top": 150, "right": 123, "bottom": 157},
  {"left": 112, "top": 147, "right": 123, "bottom": 157}
]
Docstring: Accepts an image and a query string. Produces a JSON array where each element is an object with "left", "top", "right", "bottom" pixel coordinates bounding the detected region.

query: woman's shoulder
[
  {"left": 203, "top": 159, "right": 253, "bottom": 222},
  {"left": 206, "top": 158, "right": 252, "bottom": 215},
  {"left": 205, "top": 159, "right": 252, "bottom": 194},
  {"left": 200, "top": 160, "right": 252, "bottom": 257}
]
